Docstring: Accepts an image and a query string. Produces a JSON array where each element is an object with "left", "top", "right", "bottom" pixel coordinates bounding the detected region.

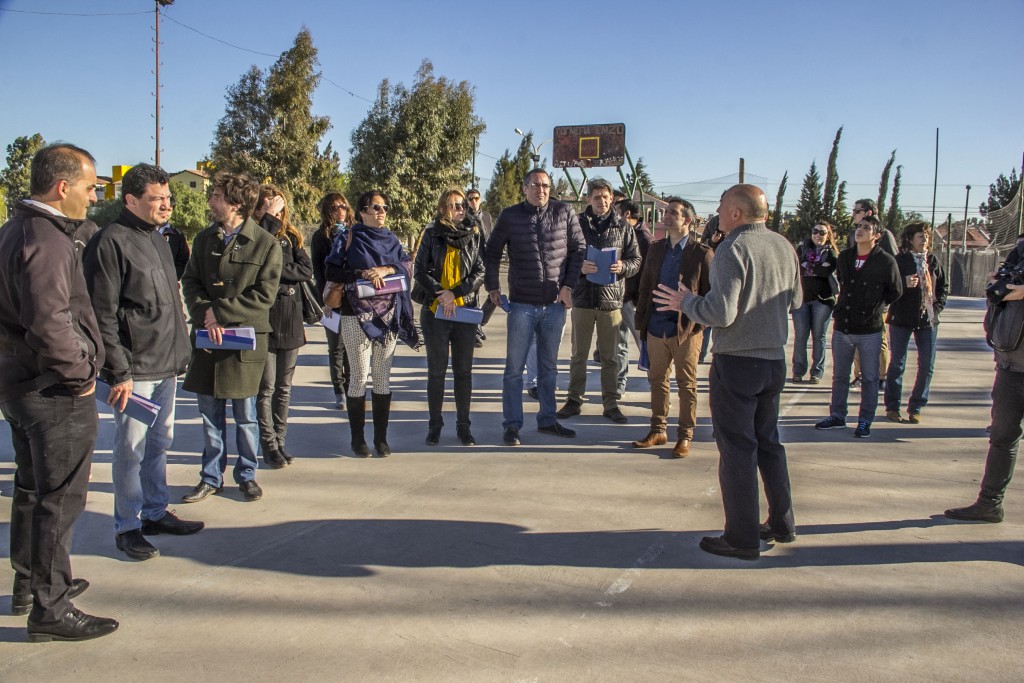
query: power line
[
  {"left": 0, "top": 7, "right": 151, "bottom": 16},
  {"left": 158, "top": 11, "right": 279, "bottom": 58}
]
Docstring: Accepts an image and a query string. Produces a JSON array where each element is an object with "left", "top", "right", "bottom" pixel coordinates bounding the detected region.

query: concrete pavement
[{"left": 1, "top": 296, "right": 1021, "bottom": 681}]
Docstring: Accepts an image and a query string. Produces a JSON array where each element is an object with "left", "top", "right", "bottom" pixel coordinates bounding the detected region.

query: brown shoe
[
  {"left": 632, "top": 430, "right": 667, "bottom": 448},
  {"left": 671, "top": 439, "right": 691, "bottom": 458}
]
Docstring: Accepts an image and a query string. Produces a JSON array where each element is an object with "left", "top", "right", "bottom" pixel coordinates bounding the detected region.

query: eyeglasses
[
  {"left": 467, "top": 195, "right": 480, "bottom": 201},
  {"left": 526, "top": 183, "right": 551, "bottom": 190},
  {"left": 331, "top": 204, "right": 347, "bottom": 211},
  {"left": 365, "top": 204, "right": 389, "bottom": 213},
  {"left": 451, "top": 202, "right": 466, "bottom": 210},
  {"left": 852, "top": 208, "right": 866, "bottom": 214},
  {"left": 811, "top": 228, "right": 828, "bottom": 235}
]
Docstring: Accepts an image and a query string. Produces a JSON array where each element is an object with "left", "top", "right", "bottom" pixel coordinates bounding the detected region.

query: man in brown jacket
[
  {"left": 0, "top": 143, "right": 119, "bottom": 641},
  {"left": 633, "top": 197, "right": 713, "bottom": 458}
]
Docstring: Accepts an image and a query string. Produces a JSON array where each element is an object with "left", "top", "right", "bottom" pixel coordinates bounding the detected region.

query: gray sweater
[{"left": 681, "top": 222, "right": 801, "bottom": 360}]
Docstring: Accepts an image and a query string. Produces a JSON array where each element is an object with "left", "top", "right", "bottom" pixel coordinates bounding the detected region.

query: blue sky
[{"left": 1, "top": 0, "right": 1021, "bottom": 219}]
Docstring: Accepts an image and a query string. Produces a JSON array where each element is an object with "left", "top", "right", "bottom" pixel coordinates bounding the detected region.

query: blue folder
[
  {"left": 196, "top": 327, "right": 257, "bottom": 350},
  {"left": 434, "top": 306, "right": 484, "bottom": 325},
  {"left": 586, "top": 245, "right": 619, "bottom": 285},
  {"left": 95, "top": 380, "right": 160, "bottom": 427}
]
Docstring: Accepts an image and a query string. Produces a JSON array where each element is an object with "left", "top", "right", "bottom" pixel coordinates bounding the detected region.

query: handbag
[{"left": 300, "top": 281, "right": 324, "bottom": 325}]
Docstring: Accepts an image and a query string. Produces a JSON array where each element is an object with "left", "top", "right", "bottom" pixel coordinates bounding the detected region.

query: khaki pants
[
  {"left": 646, "top": 332, "right": 702, "bottom": 440},
  {"left": 853, "top": 328, "right": 889, "bottom": 380},
  {"left": 567, "top": 307, "right": 622, "bottom": 408}
]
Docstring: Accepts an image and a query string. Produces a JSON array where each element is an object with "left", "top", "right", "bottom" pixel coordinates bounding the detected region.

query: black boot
[
  {"left": 347, "top": 395, "right": 371, "bottom": 457},
  {"left": 261, "top": 441, "right": 287, "bottom": 469},
  {"left": 372, "top": 392, "right": 392, "bottom": 457}
]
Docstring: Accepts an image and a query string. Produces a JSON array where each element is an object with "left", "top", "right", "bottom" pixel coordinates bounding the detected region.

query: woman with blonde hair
[
  {"left": 792, "top": 221, "right": 839, "bottom": 384},
  {"left": 254, "top": 184, "right": 313, "bottom": 467},
  {"left": 413, "top": 188, "right": 485, "bottom": 446}
]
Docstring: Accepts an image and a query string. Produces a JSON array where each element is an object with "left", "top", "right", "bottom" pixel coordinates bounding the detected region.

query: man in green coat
[{"left": 180, "top": 172, "right": 282, "bottom": 503}]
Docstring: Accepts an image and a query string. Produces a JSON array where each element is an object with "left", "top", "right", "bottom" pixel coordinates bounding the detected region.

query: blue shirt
[{"left": 647, "top": 234, "right": 688, "bottom": 338}]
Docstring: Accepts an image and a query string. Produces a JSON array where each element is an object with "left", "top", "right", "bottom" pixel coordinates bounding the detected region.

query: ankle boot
[
  {"left": 261, "top": 440, "right": 287, "bottom": 469},
  {"left": 346, "top": 395, "right": 371, "bottom": 457},
  {"left": 372, "top": 392, "right": 392, "bottom": 457}
]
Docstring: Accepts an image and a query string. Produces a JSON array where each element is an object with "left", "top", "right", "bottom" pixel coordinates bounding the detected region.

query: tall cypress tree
[
  {"left": 788, "top": 161, "right": 823, "bottom": 243},
  {"left": 885, "top": 165, "right": 904, "bottom": 233},
  {"left": 484, "top": 133, "right": 536, "bottom": 216},
  {"left": 770, "top": 171, "right": 788, "bottom": 232},
  {"left": 876, "top": 150, "right": 896, "bottom": 219},
  {"left": 822, "top": 126, "right": 843, "bottom": 218}
]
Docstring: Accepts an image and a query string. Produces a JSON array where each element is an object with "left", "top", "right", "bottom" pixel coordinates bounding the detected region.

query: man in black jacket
[
  {"left": 614, "top": 199, "right": 653, "bottom": 394},
  {"left": 485, "top": 169, "right": 585, "bottom": 446},
  {"left": 160, "top": 220, "right": 191, "bottom": 280},
  {"left": 816, "top": 215, "right": 902, "bottom": 438},
  {"left": 84, "top": 164, "right": 202, "bottom": 563},
  {"left": 557, "top": 178, "right": 640, "bottom": 423},
  {"left": 0, "top": 143, "right": 119, "bottom": 641}
]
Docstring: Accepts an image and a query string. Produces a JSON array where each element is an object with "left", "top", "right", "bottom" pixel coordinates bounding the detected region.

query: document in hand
[
  {"left": 196, "top": 326, "right": 257, "bottom": 350},
  {"left": 95, "top": 379, "right": 160, "bottom": 427},
  {"left": 586, "top": 245, "right": 620, "bottom": 285},
  {"left": 355, "top": 274, "right": 408, "bottom": 298},
  {"left": 320, "top": 309, "right": 341, "bottom": 333},
  {"left": 435, "top": 306, "right": 484, "bottom": 325}
]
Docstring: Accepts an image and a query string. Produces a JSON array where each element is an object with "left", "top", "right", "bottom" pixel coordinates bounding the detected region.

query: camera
[{"left": 986, "top": 261, "right": 1024, "bottom": 303}]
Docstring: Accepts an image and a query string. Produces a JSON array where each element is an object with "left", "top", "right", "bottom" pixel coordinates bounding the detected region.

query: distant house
[
  {"left": 170, "top": 168, "right": 210, "bottom": 194},
  {"left": 933, "top": 222, "right": 991, "bottom": 250}
]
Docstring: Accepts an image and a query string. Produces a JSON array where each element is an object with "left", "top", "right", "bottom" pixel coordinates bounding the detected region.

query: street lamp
[{"left": 514, "top": 128, "right": 552, "bottom": 164}]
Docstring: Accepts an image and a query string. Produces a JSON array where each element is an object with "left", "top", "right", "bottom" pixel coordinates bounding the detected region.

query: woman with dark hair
[
  {"left": 312, "top": 192, "right": 352, "bottom": 409},
  {"left": 884, "top": 222, "right": 948, "bottom": 424},
  {"left": 791, "top": 221, "right": 839, "bottom": 383},
  {"left": 324, "top": 189, "right": 418, "bottom": 457},
  {"left": 254, "top": 184, "right": 314, "bottom": 468},
  {"left": 413, "top": 188, "right": 485, "bottom": 446}
]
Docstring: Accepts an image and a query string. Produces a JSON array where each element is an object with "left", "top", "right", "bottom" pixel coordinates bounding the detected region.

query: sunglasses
[
  {"left": 467, "top": 195, "right": 480, "bottom": 201},
  {"left": 451, "top": 202, "right": 466, "bottom": 210},
  {"left": 811, "top": 228, "right": 828, "bottom": 235},
  {"left": 365, "top": 203, "right": 389, "bottom": 213}
]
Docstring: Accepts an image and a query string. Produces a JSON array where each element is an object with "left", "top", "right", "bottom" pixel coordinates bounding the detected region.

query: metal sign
[{"left": 552, "top": 123, "right": 626, "bottom": 168}]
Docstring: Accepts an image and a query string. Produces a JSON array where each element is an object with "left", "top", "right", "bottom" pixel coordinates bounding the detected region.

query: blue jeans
[
  {"left": 615, "top": 301, "right": 638, "bottom": 392},
  {"left": 196, "top": 394, "right": 259, "bottom": 487},
  {"left": 504, "top": 302, "right": 566, "bottom": 430},
  {"left": 791, "top": 301, "right": 832, "bottom": 379},
  {"left": 112, "top": 377, "right": 176, "bottom": 534},
  {"left": 885, "top": 324, "right": 937, "bottom": 415},
  {"left": 829, "top": 330, "right": 882, "bottom": 423}
]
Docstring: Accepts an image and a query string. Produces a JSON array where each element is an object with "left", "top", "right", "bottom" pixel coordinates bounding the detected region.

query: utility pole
[
  {"left": 930, "top": 128, "right": 938, "bottom": 228},
  {"left": 738, "top": 158, "right": 745, "bottom": 183},
  {"left": 962, "top": 185, "right": 971, "bottom": 252},
  {"left": 154, "top": 1, "right": 175, "bottom": 166}
]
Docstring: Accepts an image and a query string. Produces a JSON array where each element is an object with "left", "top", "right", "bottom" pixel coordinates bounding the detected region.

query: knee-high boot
[
  {"left": 347, "top": 395, "right": 371, "bottom": 457},
  {"left": 372, "top": 392, "right": 392, "bottom": 457}
]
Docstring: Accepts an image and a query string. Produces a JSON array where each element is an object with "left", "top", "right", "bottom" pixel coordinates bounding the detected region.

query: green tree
[
  {"left": 979, "top": 168, "right": 1021, "bottom": 216},
  {"left": 1, "top": 133, "right": 46, "bottom": 209},
  {"left": 770, "top": 171, "right": 788, "bottom": 233},
  {"left": 170, "top": 181, "right": 209, "bottom": 239},
  {"left": 876, "top": 149, "right": 896, "bottom": 219},
  {"left": 348, "top": 60, "right": 485, "bottom": 239},
  {"left": 87, "top": 198, "right": 122, "bottom": 228},
  {"left": 210, "top": 28, "right": 343, "bottom": 222},
  {"left": 621, "top": 157, "right": 655, "bottom": 196},
  {"left": 885, "top": 165, "right": 903, "bottom": 234},
  {"left": 787, "top": 161, "right": 823, "bottom": 243},
  {"left": 833, "top": 180, "right": 853, "bottom": 236},
  {"left": 822, "top": 126, "right": 843, "bottom": 218},
  {"left": 483, "top": 133, "right": 535, "bottom": 216}
]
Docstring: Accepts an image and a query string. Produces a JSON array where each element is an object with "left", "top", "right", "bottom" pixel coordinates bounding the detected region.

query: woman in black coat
[
  {"left": 413, "top": 188, "right": 485, "bottom": 446},
  {"left": 255, "top": 184, "right": 313, "bottom": 468},
  {"left": 883, "top": 222, "right": 948, "bottom": 424},
  {"left": 791, "top": 221, "right": 839, "bottom": 383},
  {"left": 312, "top": 193, "right": 352, "bottom": 409}
]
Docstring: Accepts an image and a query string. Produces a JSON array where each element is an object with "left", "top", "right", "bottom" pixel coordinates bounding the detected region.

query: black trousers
[
  {"left": 3, "top": 388, "right": 96, "bottom": 622},
  {"left": 421, "top": 307, "right": 477, "bottom": 428},
  {"left": 981, "top": 365, "right": 1022, "bottom": 503},
  {"left": 709, "top": 355, "right": 795, "bottom": 550}
]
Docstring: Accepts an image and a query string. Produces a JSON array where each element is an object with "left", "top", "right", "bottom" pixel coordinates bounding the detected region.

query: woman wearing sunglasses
[
  {"left": 313, "top": 193, "right": 352, "bottom": 410},
  {"left": 792, "top": 221, "right": 839, "bottom": 384},
  {"left": 412, "top": 188, "right": 485, "bottom": 446},
  {"left": 254, "top": 184, "right": 314, "bottom": 468},
  {"left": 324, "top": 190, "right": 418, "bottom": 457}
]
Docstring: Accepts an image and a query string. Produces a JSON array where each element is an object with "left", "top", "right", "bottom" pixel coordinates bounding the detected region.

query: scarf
[{"left": 914, "top": 252, "right": 937, "bottom": 324}]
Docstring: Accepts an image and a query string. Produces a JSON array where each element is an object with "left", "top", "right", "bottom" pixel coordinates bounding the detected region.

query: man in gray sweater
[{"left": 656, "top": 184, "right": 801, "bottom": 560}]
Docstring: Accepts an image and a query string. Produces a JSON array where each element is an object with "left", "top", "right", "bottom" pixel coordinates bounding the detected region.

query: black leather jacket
[{"left": 413, "top": 219, "right": 485, "bottom": 308}]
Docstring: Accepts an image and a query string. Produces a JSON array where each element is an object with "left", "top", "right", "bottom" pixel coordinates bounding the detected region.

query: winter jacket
[
  {"left": 310, "top": 224, "right": 341, "bottom": 306},
  {"left": 180, "top": 217, "right": 282, "bottom": 398},
  {"left": 0, "top": 201, "right": 103, "bottom": 399},
  {"left": 259, "top": 215, "right": 313, "bottom": 352},
  {"left": 886, "top": 251, "right": 948, "bottom": 329},
  {"left": 797, "top": 241, "right": 839, "bottom": 307},
  {"left": 83, "top": 208, "right": 191, "bottom": 385},
  {"left": 161, "top": 224, "right": 190, "bottom": 280},
  {"left": 413, "top": 219, "right": 485, "bottom": 308},
  {"left": 572, "top": 207, "right": 641, "bottom": 310},
  {"left": 623, "top": 221, "right": 653, "bottom": 305},
  {"left": 832, "top": 245, "right": 903, "bottom": 335},
  {"left": 484, "top": 200, "right": 585, "bottom": 305},
  {"left": 636, "top": 235, "right": 713, "bottom": 342}
]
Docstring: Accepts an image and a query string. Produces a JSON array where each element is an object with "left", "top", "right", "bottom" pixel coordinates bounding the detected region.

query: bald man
[{"left": 655, "top": 184, "right": 801, "bottom": 560}]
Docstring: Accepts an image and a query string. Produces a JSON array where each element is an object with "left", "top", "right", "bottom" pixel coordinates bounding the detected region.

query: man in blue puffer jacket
[{"left": 484, "top": 168, "right": 585, "bottom": 446}]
